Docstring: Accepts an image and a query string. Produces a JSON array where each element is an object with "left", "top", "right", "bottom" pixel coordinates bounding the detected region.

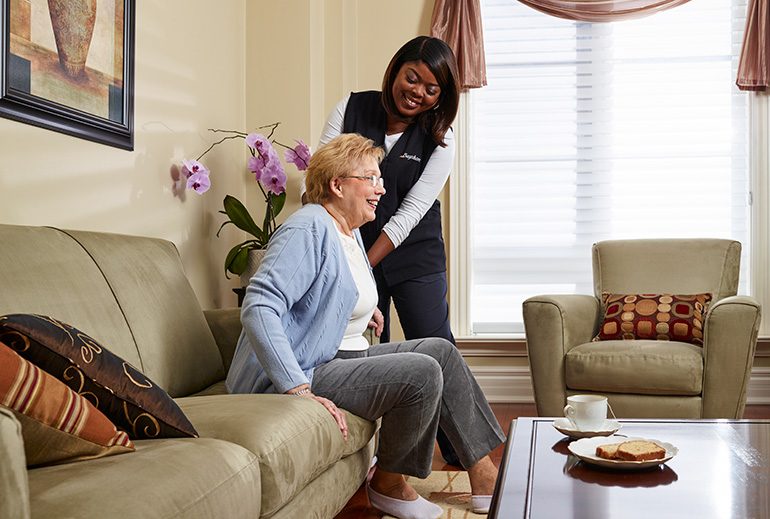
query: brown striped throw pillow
[{"left": 0, "top": 341, "right": 134, "bottom": 467}]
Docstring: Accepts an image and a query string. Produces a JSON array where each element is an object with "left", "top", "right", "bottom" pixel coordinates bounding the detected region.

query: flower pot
[
  {"left": 47, "top": 0, "right": 97, "bottom": 78},
  {"left": 239, "top": 249, "right": 267, "bottom": 287}
]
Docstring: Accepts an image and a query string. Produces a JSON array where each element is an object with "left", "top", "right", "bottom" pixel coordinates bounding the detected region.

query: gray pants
[{"left": 311, "top": 338, "right": 506, "bottom": 478}]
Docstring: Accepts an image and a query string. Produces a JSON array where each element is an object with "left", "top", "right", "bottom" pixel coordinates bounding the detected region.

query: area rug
[{"left": 383, "top": 471, "right": 486, "bottom": 518}]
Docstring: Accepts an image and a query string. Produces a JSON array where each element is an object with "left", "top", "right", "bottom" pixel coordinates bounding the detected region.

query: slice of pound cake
[
  {"left": 595, "top": 440, "right": 666, "bottom": 461},
  {"left": 616, "top": 440, "right": 665, "bottom": 461},
  {"left": 595, "top": 443, "right": 621, "bottom": 460}
]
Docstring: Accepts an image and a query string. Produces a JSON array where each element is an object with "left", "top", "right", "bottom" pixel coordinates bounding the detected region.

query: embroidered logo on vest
[{"left": 399, "top": 153, "right": 422, "bottom": 163}]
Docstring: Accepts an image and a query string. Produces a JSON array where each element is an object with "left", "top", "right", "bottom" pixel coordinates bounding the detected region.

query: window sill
[{"left": 457, "top": 336, "right": 770, "bottom": 358}]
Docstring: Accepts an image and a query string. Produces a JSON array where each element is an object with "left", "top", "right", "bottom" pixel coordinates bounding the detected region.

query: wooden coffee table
[{"left": 489, "top": 418, "right": 770, "bottom": 518}]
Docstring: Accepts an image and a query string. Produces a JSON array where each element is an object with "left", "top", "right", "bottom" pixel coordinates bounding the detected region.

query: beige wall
[
  {"left": 0, "top": 0, "right": 247, "bottom": 309},
  {"left": 244, "top": 0, "right": 435, "bottom": 209},
  {"left": 245, "top": 0, "right": 437, "bottom": 339},
  {"left": 0, "top": 0, "right": 439, "bottom": 330}
]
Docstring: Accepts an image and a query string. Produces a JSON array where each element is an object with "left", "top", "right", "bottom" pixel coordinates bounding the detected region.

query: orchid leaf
[
  {"left": 216, "top": 220, "right": 233, "bottom": 237},
  {"left": 222, "top": 195, "right": 263, "bottom": 240},
  {"left": 225, "top": 245, "right": 251, "bottom": 276},
  {"left": 262, "top": 197, "right": 273, "bottom": 239},
  {"left": 271, "top": 191, "right": 286, "bottom": 219}
]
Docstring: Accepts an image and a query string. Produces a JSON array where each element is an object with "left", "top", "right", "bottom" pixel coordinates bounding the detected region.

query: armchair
[{"left": 523, "top": 239, "right": 761, "bottom": 419}]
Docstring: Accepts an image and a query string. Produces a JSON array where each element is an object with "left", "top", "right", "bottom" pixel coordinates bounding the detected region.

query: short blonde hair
[{"left": 305, "top": 133, "right": 385, "bottom": 204}]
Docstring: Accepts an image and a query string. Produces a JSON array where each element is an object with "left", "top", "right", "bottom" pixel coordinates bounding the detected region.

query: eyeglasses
[{"left": 342, "top": 175, "right": 384, "bottom": 188}]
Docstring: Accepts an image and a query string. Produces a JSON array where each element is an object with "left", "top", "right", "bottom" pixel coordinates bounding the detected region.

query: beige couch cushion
[
  {"left": 177, "top": 394, "right": 377, "bottom": 517},
  {"left": 0, "top": 225, "right": 226, "bottom": 399},
  {"left": 65, "top": 230, "right": 225, "bottom": 397},
  {"left": 0, "top": 225, "right": 141, "bottom": 369},
  {"left": 271, "top": 446, "right": 375, "bottom": 519},
  {"left": 28, "top": 438, "right": 260, "bottom": 519},
  {"left": 566, "top": 340, "right": 704, "bottom": 395},
  {"left": 1, "top": 408, "right": 30, "bottom": 519}
]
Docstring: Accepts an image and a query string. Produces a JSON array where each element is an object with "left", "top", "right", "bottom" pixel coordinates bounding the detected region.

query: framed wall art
[{"left": 0, "top": 0, "right": 135, "bottom": 150}]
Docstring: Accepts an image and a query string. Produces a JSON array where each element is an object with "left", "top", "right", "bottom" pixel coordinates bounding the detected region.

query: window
[{"left": 454, "top": 0, "right": 754, "bottom": 336}]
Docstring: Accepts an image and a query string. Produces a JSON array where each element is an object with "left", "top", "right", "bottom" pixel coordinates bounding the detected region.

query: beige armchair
[{"left": 523, "top": 239, "right": 761, "bottom": 419}]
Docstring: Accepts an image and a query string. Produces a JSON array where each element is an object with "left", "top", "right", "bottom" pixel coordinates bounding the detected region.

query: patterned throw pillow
[
  {"left": 593, "top": 293, "right": 712, "bottom": 346},
  {"left": 0, "top": 314, "right": 198, "bottom": 439},
  {"left": 1, "top": 341, "right": 134, "bottom": 467}
]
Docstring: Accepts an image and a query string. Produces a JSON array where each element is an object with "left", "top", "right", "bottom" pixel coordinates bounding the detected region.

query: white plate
[
  {"left": 552, "top": 418, "right": 621, "bottom": 439},
  {"left": 567, "top": 435, "right": 678, "bottom": 470}
]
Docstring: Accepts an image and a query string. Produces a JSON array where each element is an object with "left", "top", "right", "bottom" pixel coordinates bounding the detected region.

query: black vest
[{"left": 343, "top": 91, "right": 446, "bottom": 286}]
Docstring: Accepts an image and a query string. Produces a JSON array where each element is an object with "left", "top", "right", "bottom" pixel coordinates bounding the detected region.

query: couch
[{"left": 0, "top": 224, "right": 377, "bottom": 519}]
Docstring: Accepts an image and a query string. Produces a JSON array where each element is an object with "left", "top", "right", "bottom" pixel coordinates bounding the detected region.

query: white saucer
[{"left": 552, "top": 418, "right": 621, "bottom": 439}]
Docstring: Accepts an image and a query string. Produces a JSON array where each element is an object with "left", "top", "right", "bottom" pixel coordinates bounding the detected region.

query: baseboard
[
  {"left": 747, "top": 367, "right": 770, "bottom": 404},
  {"left": 471, "top": 366, "right": 770, "bottom": 405},
  {"left": 470, "top": 365, "right": 533, "bottom": 404}
]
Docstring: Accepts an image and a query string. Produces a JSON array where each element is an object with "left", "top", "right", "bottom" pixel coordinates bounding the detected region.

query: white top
[
  {"left": 308, "top": 93, "right": 455, "bottom": 247},
  {"left": 336, "top": 229, "right": 378, "bottom": 351}
]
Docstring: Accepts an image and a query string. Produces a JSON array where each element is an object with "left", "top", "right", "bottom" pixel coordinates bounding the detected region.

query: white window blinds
[{"left": 469, "top": 0, "right": 750, "bottom": 334}]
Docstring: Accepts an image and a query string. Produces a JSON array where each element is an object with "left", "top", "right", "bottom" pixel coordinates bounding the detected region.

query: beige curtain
[
  {"left": 737, "top": 0, "right": 769, "bottom": 91},
  {"left": 515, "top": 0, "right": 691, "bottom": 22},
  {"left": 431, "top": 0, "right": 487, "bottom": 90}
]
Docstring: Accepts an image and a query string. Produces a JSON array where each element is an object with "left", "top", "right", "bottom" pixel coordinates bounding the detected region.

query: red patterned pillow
[
  {"left": 0, "top": 341, "right": 134, "bottom": 467},
  {"left": 593, "top": 293, "right": 712, "bottom": 346}
]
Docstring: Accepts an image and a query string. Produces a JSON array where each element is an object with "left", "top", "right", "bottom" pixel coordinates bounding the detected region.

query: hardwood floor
[
  {"left": 742, "top": 404, "right": 770, "bottom": 419},
  {"left": 334, "top": 403, "right": 770, "bottom": 518}
]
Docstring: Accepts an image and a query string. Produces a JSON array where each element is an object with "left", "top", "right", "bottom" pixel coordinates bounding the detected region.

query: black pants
[{"left": 375, "top": 269, "right": 461, "bottom": 466}]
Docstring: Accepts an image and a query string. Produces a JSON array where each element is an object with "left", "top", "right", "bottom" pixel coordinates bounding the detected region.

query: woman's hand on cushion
[{"left": 311, "top": 395, "right": 349, "bottom": 441}]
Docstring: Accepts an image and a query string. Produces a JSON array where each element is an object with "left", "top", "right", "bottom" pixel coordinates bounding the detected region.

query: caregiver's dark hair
[{"left": 381, "top": 36, "right": 460, "bottom": 147}]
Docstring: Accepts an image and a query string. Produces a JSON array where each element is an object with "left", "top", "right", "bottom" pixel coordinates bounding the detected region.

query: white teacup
[{"left": 563, "top": 395, "right": 612, "bottom": 431}]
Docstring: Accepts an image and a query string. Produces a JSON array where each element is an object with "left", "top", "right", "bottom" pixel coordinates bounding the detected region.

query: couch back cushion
[
  {"left": 0, "top": 225, "right": 224, "bottom": 397},
  {"left": 0, "top": 225, "right": 141, "bottom": 367},
  {"left": 59, "top": 230, "right": 225, "bottom": 396},
  {"left": 592, "top": 239, "right": 741, "bottom": 303}
]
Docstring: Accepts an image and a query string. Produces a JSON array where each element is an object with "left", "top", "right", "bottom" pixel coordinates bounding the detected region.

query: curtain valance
[
  {"left": 737, "top": 0, "right": 769, "bottom": 91},
  {"left": 431, "top": 0, "right": 487, "bottom": 90},
  {"left": 431, "top": 0, "right": 767, "bottom": 92}
]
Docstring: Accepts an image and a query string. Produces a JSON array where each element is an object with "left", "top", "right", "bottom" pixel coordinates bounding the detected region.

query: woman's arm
[
  {"left": 366, "top": 233, "right": 395, "bottom": 267},
  {"left": 243, "top": 213, "right": 350, "bottom": 440},
  {"left": 370, "top": 128, "right": 455, "bottom": 266},
  {"left": 240, "top": 226, "right": 318, "bottom": 393}
]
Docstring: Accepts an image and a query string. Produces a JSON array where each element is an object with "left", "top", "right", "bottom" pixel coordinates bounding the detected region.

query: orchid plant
[{"left": 181, "top": 122, "right": 311, "bottom": 277}]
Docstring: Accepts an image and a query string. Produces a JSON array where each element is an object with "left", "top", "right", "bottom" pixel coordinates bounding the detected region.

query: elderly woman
[{"left": 226, "top": 133, "right": 504, "bottom": 518}]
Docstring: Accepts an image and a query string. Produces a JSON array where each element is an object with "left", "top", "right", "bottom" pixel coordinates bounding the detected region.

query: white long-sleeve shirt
[{"left": 311, "top": 94, "right": 455, "bottom": 248}]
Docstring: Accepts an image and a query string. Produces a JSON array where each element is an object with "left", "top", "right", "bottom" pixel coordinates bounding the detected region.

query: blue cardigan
[{"left": 226, "top": 204, "right": 365, "bottom": 394}]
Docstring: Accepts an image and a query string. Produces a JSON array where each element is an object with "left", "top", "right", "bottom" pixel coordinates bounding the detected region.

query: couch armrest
[
  {"left": 204, "top": 308, "right": 243, "bottom": 373},
  {"left": 0, "top": 407, "right": 30, "bottom": 519},
  {"left": 523, "top": 294, "right": 602, "bottom": 417},
  {"left": 702, "top": 295, "right": 761, "bottom": 418}
]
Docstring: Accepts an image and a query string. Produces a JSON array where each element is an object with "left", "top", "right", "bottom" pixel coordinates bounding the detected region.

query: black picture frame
[{"left": 0, "top": 0, "right": 135, "bottom": 150}]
